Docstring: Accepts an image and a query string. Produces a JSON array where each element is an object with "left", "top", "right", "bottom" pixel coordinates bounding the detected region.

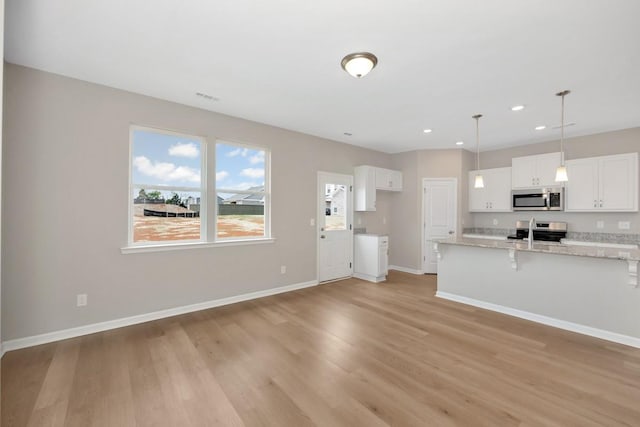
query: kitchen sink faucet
[{"left": 528, "top": 217, "right": 535, "bottom": 249}]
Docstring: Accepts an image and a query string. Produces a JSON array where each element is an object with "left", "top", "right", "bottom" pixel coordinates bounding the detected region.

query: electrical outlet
[
  {"left": 618, "top": 221, "right": 631, "bottom": 230},
  {"left": 357, "top": 217, "right": 362, "bottom": 225},
  {"left": 596, "top": 220, "right": 604, "bottom": 229},
  {"left": 383, "top": 216, "right": 386, "bottom": 225},
  {"left": 280, "top": 265, "right": 286, "bottom": 274},
  {"left": 310, "top": 218, "right": 315, "bottom": 226},
  {"left": 77, "top": 294, "right": 87, "bottom": 307},
  {"left": 492, "top": 219, "right": 498, "bottom": 226}
]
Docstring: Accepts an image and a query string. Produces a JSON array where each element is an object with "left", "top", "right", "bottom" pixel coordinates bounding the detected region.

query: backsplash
[{"left": 463, "top": 227, "right": 640, "bottom": 244}]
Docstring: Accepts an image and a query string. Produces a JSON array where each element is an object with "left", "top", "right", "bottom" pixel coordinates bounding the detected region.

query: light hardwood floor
[{"left": 3, "top": 271, "right": 640, "bottom": 426}]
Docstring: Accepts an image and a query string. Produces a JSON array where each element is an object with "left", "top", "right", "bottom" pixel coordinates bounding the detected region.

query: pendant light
[
  {"left": 473, "top": 114, "right": 484, "bottom": 188},
  {"left": 555, "top": 90, "right": 571, "bottom": 182}
]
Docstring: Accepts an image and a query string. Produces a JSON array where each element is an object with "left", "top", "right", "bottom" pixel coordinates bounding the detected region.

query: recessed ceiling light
[
  {"left": 511, "top": 105, "right": 525, "bottom": 111},
  {"left": 535, "top": 125, "right": 546, "bottom": 131},
  {"left": 423, "top": 129, "right": 432, "bottom": 134},
  {"left": 343, "top": 132, "right": 353, "bottom": 136},
  {"left": 456, "top": 141, "right": 464, "bottom": 146}
]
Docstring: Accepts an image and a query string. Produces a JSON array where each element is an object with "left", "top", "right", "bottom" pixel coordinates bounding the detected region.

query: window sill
[{"left": 121, "top": 238, "right": 275, "bottom": 254}]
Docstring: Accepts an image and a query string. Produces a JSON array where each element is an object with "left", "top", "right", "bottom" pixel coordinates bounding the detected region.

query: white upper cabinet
[
  {"left": 354, "top": 166, "right": 403, "bottom": 211},
  {"left": 354, "top": 166, "right": 376, "bottom": 211},
  {"left": 565, "top": 152, "right": 638, "bottom": 212},
  {"left": 468, "top": 167, "right": 512, "bottom": 212},
  {"left": 512, "top": 152, "right": 562, "bottom": 188},
  {"left": 375, "top": 167, "right": 403, "bottom": 191}
]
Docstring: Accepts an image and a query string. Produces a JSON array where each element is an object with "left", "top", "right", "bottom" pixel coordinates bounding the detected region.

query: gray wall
[
  {"left": 1, "top": 64, "right": 392, "bottom": 341},
  {"left": 469, "top": 128, "right": 640, "bottom": 234},
  {"left": 389, "top": 148, "right": 473, "bottom": 271},
  {"left": 3, "top": 62, "right": 638, "bottom": 342}
]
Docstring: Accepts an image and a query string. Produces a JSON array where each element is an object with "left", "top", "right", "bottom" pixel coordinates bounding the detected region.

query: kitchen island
[{"left": 434, "top": 237, "right": 640, "bottom": 347}]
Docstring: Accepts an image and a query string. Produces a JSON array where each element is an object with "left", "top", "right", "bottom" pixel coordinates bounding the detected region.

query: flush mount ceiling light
[
  {"left": 511, "top": 105, "right": 525, "bottom": 111},
  {"left": 456, "top": 141, "right": 464, "bottom": 146},
  {"left": 473, "top": 114, "right": 484, "bottom": 188},
  {"left": 555, "top": 90, "right": 571, "bottom": 182},
  {"left": 341, "top": 52, "right": 378, "bottom": 78},
  {"left": 535, "top": 125, "right": 546, "bottom": 131},
  {"left": 423, "top": 129, "right": 433, "bottom": 134}
]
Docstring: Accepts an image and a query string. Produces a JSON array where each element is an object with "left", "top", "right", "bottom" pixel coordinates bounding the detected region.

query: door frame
[
  {"left": 317, "top": 171, "right": 354, "bottom": 282},
  {"left": 421, "top": 177, "right": 458, "bottom": 274}
]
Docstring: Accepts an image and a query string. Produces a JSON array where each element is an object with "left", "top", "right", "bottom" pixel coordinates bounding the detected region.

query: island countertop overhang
[{"left": 435, "top": 236, "right": 640, "bottom": 262}]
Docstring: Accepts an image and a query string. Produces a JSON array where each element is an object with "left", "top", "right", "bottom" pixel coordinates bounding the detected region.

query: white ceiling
[{"left": 5, "top": 0, "right": 640, "bottom": 153}]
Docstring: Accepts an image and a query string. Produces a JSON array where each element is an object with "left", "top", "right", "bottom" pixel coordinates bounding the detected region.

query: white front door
[
  {"left": 318, "top": 172, "right": 353, "bottom": 282},
  {"left": 422, "top": 178, "right": 457, "bottom": 274}
]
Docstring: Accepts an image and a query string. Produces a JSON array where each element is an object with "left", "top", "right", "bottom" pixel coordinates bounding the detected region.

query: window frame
[{"left": 125, "top": 126, "right": 272, "bottom": 252}]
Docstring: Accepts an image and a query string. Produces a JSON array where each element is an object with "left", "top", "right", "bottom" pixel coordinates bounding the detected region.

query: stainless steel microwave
[{"left": 511, "top": 188, "right": 564, "bottom": 211}]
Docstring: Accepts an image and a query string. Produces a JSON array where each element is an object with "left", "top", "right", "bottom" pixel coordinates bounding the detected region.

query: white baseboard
[
  {"left": 2, "top": 279, "right": 319, "bottom": 355},
  {"left": 389, "top": 265, "right": 423, "bottom": 275},
  {"left": 436, "top": 291, "right": 640, "bottom": 349}
]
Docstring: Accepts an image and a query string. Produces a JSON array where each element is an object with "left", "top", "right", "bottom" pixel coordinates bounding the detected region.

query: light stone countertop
[{"left": 437, "top": 236, "right": 640, "bottom": 262}]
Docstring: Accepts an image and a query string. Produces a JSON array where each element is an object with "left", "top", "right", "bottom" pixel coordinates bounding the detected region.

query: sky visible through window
[
  {"left": 215, "top": 143, "right": 265, "bottom": 191},
  {"left": 131, "top": 129, "right": 267, "bottom": 243},
  {"left": 131, "top": 129, "right": 265, "bottom": 194}
]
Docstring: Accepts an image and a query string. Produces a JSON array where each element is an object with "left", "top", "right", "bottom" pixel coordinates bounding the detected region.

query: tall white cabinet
[
  {"left": 565, "top": 152, "right": 638, "bottom": 211},
  {"left": 511, "top": 152, "right": 562, "bottom": 188},
  {"left": 468, "top": 167, "right": 512, "bottom": 212}
]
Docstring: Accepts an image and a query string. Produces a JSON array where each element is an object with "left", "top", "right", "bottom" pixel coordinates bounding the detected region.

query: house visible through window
[
  {"left": 215, "top": 142, "right": 269, "bottom": 239},
  {"left": 129, "top": 127, "right": 270, "bottom": 246}
]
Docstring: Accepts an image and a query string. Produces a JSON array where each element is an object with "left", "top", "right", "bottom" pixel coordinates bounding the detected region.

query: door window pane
[{"left": 325, "top": 184, "right": 346, "bottom": 231}]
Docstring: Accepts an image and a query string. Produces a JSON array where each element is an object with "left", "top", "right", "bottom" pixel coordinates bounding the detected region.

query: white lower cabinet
[
  {"left": 468, "top": 167, "right": 512, "bottom": 212},
  {"left": 565, "top": 152, "right": 638, "bottom": 212},
  {"left": 354, "top": 234, "right": 389, "bottom": 283}
]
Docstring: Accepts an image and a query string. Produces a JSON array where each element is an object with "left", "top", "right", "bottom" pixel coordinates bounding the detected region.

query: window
[
  {"left": 324, "top": 184, "right": 346, "bottom": 230},
  {"left": 128, "top": 126, "right": 270, "bottom": 248},
  {"left": 215, "top": 142, "right": 269, "bottom": 240}
]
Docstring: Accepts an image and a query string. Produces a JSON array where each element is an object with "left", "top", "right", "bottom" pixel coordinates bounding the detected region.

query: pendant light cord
[
  {"left": 560, "top": 93, "right": 565, "bottom": 166},
  {"left": 473, "top": 114, "right": 482, "bottom": 170},
  {"left": 556, "top": 90, "right": 570, "bottom": 166}
]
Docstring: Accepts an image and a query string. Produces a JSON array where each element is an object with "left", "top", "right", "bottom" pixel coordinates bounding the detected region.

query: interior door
[
  {"left": 318, "top": 172, "right": 353, "bottom": 282},
  {"left": 422, "top": 178, "right": 457, "bottom": 274}
]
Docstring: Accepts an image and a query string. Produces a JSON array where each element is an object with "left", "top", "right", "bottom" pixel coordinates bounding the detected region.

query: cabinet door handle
[
  {"left": 594, "top": 200, "right": 597, "bottom": 208},
  {"left": 600, "top": 200, "right": 603, "bottom": 207}
]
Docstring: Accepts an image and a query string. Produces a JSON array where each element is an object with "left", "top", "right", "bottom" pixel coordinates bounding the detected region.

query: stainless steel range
[{"left": 507, "top": 220, "right": 567, "bottom": 242}]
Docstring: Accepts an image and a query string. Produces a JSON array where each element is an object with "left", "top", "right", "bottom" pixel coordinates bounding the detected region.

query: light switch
[
  {"left": 596, "top": 220, "right": 604, "bottom": 229},
  {"left": 310, "top": 218, "right": 315, "bottom": 226},
  {"left": 618, "top": 221, "right": 631, "bottom": 230}
]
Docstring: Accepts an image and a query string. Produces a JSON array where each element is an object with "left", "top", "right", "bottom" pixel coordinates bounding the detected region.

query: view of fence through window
[
  {"left": 325, "top": 184, "right": 347, "bottom": 230},
  {"left": 216, "top": 143, "right": 266, "bottom": 239},
  {"left": 130, "top": 128, "right": 268, "bottom": 243},
  {"left": 131, "top": 129, "right": 203, "bottom": 243}
]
